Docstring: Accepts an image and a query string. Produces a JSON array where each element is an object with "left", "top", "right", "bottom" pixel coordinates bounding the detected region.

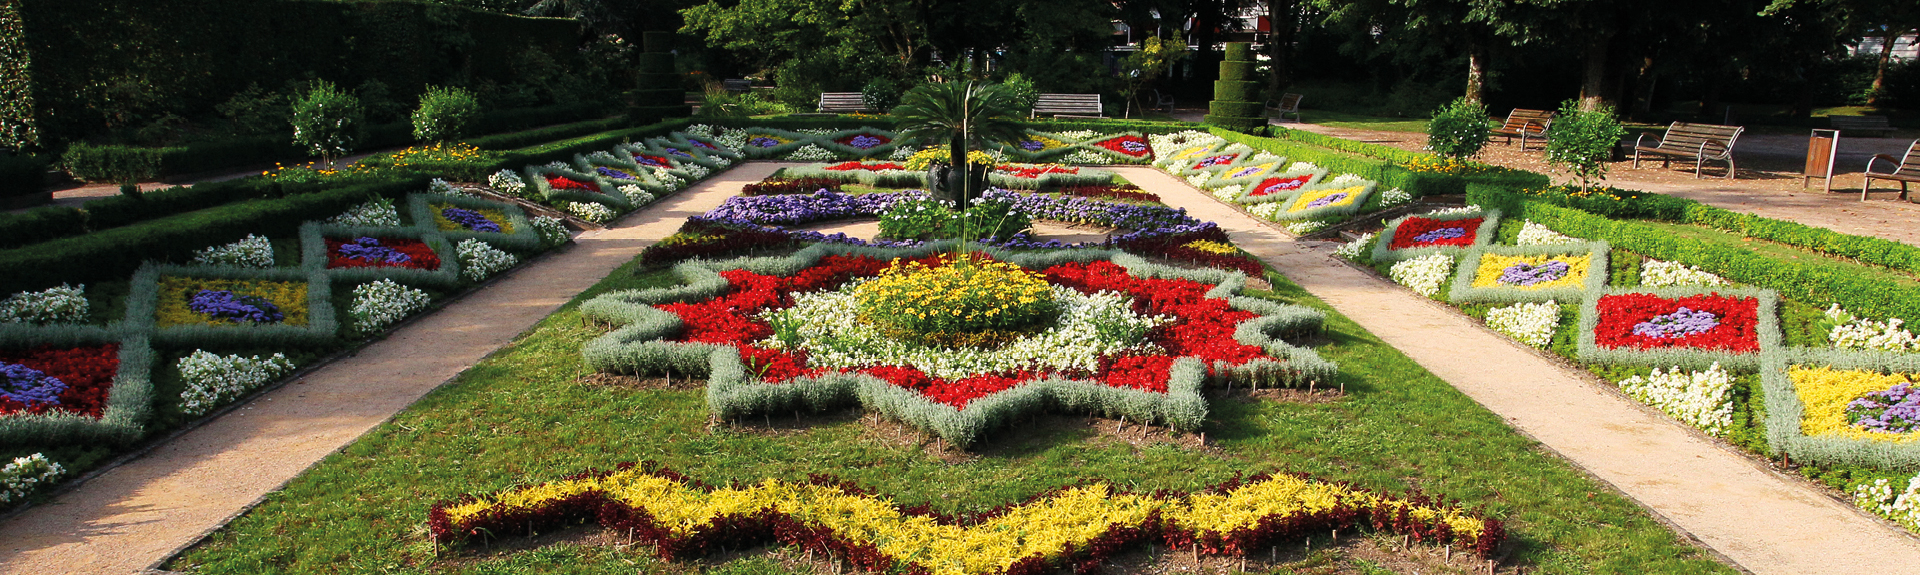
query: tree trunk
[
  {"left": 1466, "top": 39, "right": 1489, "bottom": 105},
  {"left": 1630, "top": 56, "right": 1655, "bottom": 119},
  {"left": 1578, "top": 35, "right": 1614, "bottom": 111},
  {"left": 1870, "top": 30, "right": 1899, "bottom": 107},
  {"left": 1265, "top": 0, "right": 1297, "bottom": 98}
]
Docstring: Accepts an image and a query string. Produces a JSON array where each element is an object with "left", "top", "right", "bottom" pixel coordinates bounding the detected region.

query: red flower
[
  {"left": 1248, "top": 175, "right": 1312, "bottom": 197},
  {"left": 998, "top": 165, "right": 1079, "bottom": 179},
  {"left": 546, "top": 175, "right": 594, "bottom": 190},
  {"left": 1092, "top": 135, "right": 1152, "bottom": 157},
  {"left": 1388, "top": 217, "right": 1483, "bottom": 250},
  {"left": 1593, "top": 293, "right": 1760, "bottom": 352},
  {"left": 633, "top": 155, "right": 673, "bottom": 168},
  {"left": 824, "top": 161, "right": 907, "bottom": 172},
  {"left": 324, "top": 237, "right": 442, "bottom": 270},
  {"left": 0, "top": 344, "right": 119, "bottom": 418}
]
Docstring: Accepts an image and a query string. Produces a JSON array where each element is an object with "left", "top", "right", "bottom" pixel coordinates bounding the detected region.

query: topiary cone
[{"left": 1204, "top": 42, "right": 1266, "bottom": 134}]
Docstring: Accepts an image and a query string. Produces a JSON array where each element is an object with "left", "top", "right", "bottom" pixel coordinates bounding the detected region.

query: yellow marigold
[{"left": 1790, "top": 366, "right": 1920, "bottom": 443}]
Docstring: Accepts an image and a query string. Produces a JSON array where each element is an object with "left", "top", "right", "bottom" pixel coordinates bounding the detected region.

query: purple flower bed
[
  {"left": 338, "top": 237, "right": 413, "bottom": 264},
  {"left": 1019, "top": 140, "right": 1046, "bottom": 151},
  {"left": 1411, "top": 226, "right": 1467, "bottom": 244},
  {"left": 1631, "top": 307, "right": 1719, "bottom": 339},
  {"left": 1230, "top": 166, "right": 1263, "bottom": 178},
  {"left": 747, "top": 137, "right": 782, "bottom": 148},
  {"left": 189, "top": 290, "right": 284, "bottom": 324},
  {"left": 846, "top": 135, "right": 886, "bottom": 149},
  {"left": 1499, "top": 260, "right": 1569, "bottom": 286},
  {"left": 704, "top": 190, "right": 927, "bottom": 226},
  {"left": 0, "top": 362, "right": 66, "bottom": 405},
  {"left": 597, "top": 167, "right": 638, "bottom": 181},
  {"left": 1849, "top": 383, "right": 1920, "bottom": 434},
  {"left": 1304, "top": 192, "right": 1349, "bottom": 209},
  {"left": 442, "top": 207, "right": 503, "bottom": 233},
  {"left": 695, "top": 188, "right": 1208, "bottom": 251}
]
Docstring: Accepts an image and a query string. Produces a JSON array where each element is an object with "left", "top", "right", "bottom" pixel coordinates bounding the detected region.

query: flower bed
[
  {"left": 126, "top": 266, "right": 336, "bottom": 348},
  {"left": 579, "top": 245, "right": 1334, "bottom": 447},
  {"left": 1761, "top": 352, "right": 1920, "bottom": 470},
  {"left": 0, "top": 327, "right": 152, "bottom": 445},
  {"left": 322, "top": 237, "right": 440, "bottom": 270},
  {"left": 1447, "top": 244, "right": 1609, "bottom": 304},
  {"left": 1056, "top": 184, "right": 1160, "bottom": 203},
  {"left": 426, "top": 463, "right": 1504, "bottom": 571},
  {"left": 299, "top": 223, "right": 462, "bottom": 288},
  {"left": 1268, "top": 176, "right": 1377, "bottom": 222},
  {"left": 406, "top": 194, "right": 542, "bottom": 252},
  {"left": 1369, "top": 208, "right": 1502, "bottom": 264},
  {"left": 1574, "top": 287, "right": 1779, "bottom": 370}
]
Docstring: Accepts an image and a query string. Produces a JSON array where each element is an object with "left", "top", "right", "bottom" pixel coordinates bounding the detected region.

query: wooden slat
[
  {"left": 818, "top": 92, "right": 870, "bottom": 112},
  {"left": 1032, "top": 93, "right": 1103, "bottom": 116}
]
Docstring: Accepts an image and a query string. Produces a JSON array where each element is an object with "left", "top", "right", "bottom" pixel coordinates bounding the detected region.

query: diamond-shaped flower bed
[
  {"left": 1090, "top": 134, "right": 1151, "bottom": 158},
  {"left": 128, "top": 265, "right": 337, "bottom": 348},
  {"left": 580, "top": 246, "right": 1335, "bottom": 447},
  {"left": 1370, "top": 209, "right": 1501, "bottom": 263},
  {"left": 1447, "top": 244, "right": 1609, "bottom": 304},
  {"left": 1576, "top": 287, "right": 1779, "bottom": 370},
  {"left": 1759, "top": 352, "right": 1920, "bottom": 470},
  {"left": 0, "top": 327, "right": 151, "bottom": 444},
  {"left": 300, "top": 223, "right": 463, "bottom": 288}
]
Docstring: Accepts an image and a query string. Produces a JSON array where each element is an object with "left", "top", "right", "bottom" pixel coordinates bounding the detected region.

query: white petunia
[
  {"left": 1486, "top": 300, "right": 1560, "bottom": 348},
  {"left": 1390, "top": 253, "right": 1454, "bottom": 297},
  {"left": 1618, "top": 363, "right": 1735, "bottom": 437}
]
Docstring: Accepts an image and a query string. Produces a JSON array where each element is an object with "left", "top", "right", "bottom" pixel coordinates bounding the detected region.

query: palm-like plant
[{"left": 893, "top": 80, "right": 1026, "bottom": 205}]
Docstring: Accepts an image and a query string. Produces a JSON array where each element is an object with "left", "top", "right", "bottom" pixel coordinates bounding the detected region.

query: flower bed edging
[
  {"left": 1574, "top": 287, "right": 1781, "bottom": 371},
  {"left": 1447, "top": 243, "right": 1610, "bottom": 305},
  {"left": 1369, "top": 208, "right": 1503, "bottom": 264},
  {"left": 1761, "top": 350, "right": 1920, "bottom": 471},
  {"left": 0, "top": 326, "right": 151, "bottom": 445},
  {"left": 405, "top": 194, "right": 543, "bottom": 252},
  {"left": 125, "top": 265, "right": 337, "bottom": 348}
]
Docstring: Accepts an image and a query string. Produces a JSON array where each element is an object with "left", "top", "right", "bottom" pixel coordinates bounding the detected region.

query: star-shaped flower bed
[{"left": 580, "top": 246, "right": 1336, "bottom": 447}]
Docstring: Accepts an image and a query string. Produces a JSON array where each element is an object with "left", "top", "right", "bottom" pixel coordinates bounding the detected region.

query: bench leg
[
  {"left": 1632, "top": 149, "right": 1641, "bottom": 169},
  {"left": 1724, "top": 157, "right": 1735, "bottom": 180},
  {"left": 1694, "top": 157, "right": 1704, "bottom": 179},
  {"left": 1863, "top": 176, "right": 1874, "bottom": 201}
]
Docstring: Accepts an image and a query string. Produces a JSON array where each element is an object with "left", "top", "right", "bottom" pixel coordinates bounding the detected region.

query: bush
[
  {"left": 290, "top": 80, "right": 365, "bottom": 167},
  {"left": 1544, "top": 100, "right": 1626, "bottom": 191},
  {"left": 412, "top": 86, "right": 482, "bottom": 143},
  {"left": 1001, "top": 73, "right": 1040, "bottom": 111},
  {"left": 0, "top": 206, "right": 86, "bottom": 249},
  {"left": 58, "top": 143, "right": 161, "bottom": 183},
  {"left": 1427, "top": 97, "right": 1491, "bottom": 160},
  {"left": 861, "top": 78, "right": 909, "bottom": 113}
]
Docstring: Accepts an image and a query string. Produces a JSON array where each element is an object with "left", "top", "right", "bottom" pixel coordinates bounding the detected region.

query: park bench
[
  {"left": 817, "top": 92, "right": 872, "bottom": 114},
  {"left": 721, "top": 79, "right": 753, "bottom": 93},
  {"left": 1832, "top": 115, "right": 1898, "bottom": 138},
  {"left": 1863, "top": 138, "right": 1920, "bottom": 201},
  {"left": 1266, "top": 93, "right": 1303, "bottom": 123},
  {"left": 1490, "top": 108, "right": 1554, "bottom": 149},
  {"left": 1632, "top": 122, "right": 1745, "bottom": 179},
  {"left": 1032, "top": 93, "right": 1105, "bottom": 118},
  {"left": 1151, "top": 89, "right": 1176, "bottom": 113}
]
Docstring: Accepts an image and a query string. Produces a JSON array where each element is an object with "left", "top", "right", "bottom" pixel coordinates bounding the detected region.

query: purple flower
[
  {"left": 442, "top": 207, "right": 503, "bottom": 233},
  {"left": 1019, "top": 140, "right": 1046, "bottom": 151},
  {"left": 0, "top": 362, "right": 66, "bottom": 406},
  {"left": 748, "top": 137, "right": 781, "bottom": 148},
  {"left": 667, "top": 148, "right": 692, "bottom": 157},
  {"left": 847, "top": 135, "right": 885, "bottom": 149},
  {"left": 337, "top": 237, "right": 412, "bottom": 264},
  {"left": 1304, "top": 192, "right": 1349, "bottom": 209},
  {"left": 1847, "top": 383, "right": 1920, "bottom": 434},
  {"left": 188, "top": 289, "right": 284, "bottom": 324},
  {"left": 597, "top": 167, "right": 637, "bottom": 180},
  {"left": 693, "top": 188, "right": 1207, "bottom": 251},
  {"left": 1630, "top": 307, "right": 1720, "bottom": 339},
  {"left": 1411, "top": 226, "right": 1467, "bottom": 244},
  {"left": 1498, "top": 260, "right": 1570, "bottom": 286},
  {"left": 1231, "top": 166, "right": 1263, "bottom": 178},
  {"left": 690, "top": 140, "right": 716, "bottom": 149},
  {"left": 1121, "top": 141, "right": 1148, "bottom": 153}
]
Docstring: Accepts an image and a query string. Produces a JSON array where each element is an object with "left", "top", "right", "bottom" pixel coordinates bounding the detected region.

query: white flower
[
  {"left": 427, "top": 178, "right": 463, "bottom": 195},
  {"left": 785, "top": 143, "right": 838, "bottom": 161},
  {"left": 0, "top": 453, "right": 64, "bottom": 506},
  {"left": 1061, "top": 148, "right": 1108, "bottom": 165},
  {"left": 1324, "top": 173, "right": 1372, "bottom": 187},
  {"left": 1284, "top": 220, "right": 1328, "bottom": 235},
  {"left": 1246, "top": 202, "right": 1284, "bottom": 220},
  {"left": 1640, "top": 259, "right": 1729, "bottom": 288},
  {"left": 683, "top": 124, "right": 716, "bottom": 138},
  {"left": 489, "top": 170, "right": 529, "bottom": 198},
  {"left": 329, "top": 197, "right": 402, "bottom": 227},
  {"left": 349, "top": 279, "right": 432, "bottom": 334},
  {"left": 889, "top": 146, "right": 918, "bottom": 161},
  {"left": 796, "top": 127, "right": 836, "bottom": 136},
  {"left": 1378, "top": 188, "right": 1412, "bottom": 208},
  {"left": 649, "top": 168, "right": 687, "bottom": 190},
  {"left": 456, "top": 239, "right": 518, "bottom": 281},
  {"left": 177, "top": 350, "right": 295, "bottom": 416},
  {"left": 0, "top": 284, "right": 89, "bottom": 325},
  {"left": 1248, "top": 152, "right": 1283, "bottom": 164},
  {"left": 715, "top": 128, "right": 751, "bottom": 150},
  {"left": 1389, "top": 253, "right": 1453, "bottom": 297},
  {"left": 1185, "top": 171, "right": 1213, "bottom": 188},
  {"left": 1854, "top": 474, "right": 1920, "bottom": 531},
  {"left": 1618, "top": 363, "right": 1735, "bottom": 437},
  {"left": 1285, "top": 161, "right": 1320, "bottom": 172},
  {"left": 1212, "top": 184, "right": 1245, "bottom": 202},
  {"left": 682, "top": 163, "right": 711, "bottom": 180},
  {"left": 616, "top": 184, "right": 656, "bottom": 206},
  {"left": 1054, "top": 130, "right": 1098, "bottom": 141},
  {"left": 1825, "top": 305, "right": 1920, "bottom": 351},
  {"left": 1516, "top": 220, "right": 1580, "bottom": 246},
  {"left": 191, "top": 234, "right": 274, "bottom": 268},
  {"left": 1487, "top": 300, "right": 1560, "bottom": 348},
  {"left": 1425, "top": 205, "right": 1483, "bottom": 217},
  {"left": 1335, "top": 232, "right": 1375, "bottom": 261},
  {"left": 529, "top": 216, "right": 570, "bottom": 247},
  {"left": 567, "top": 201, "right": 617, "bottom": 223}
]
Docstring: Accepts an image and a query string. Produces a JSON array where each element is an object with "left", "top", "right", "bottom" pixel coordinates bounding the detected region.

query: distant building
[{"left": 1851, "top": 33, "right": 1918, "bottom": 61}]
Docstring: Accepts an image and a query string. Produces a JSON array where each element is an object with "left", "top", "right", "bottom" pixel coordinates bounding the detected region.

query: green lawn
[
  {"left": 1298, "top": 110, "right": 1430, "bottom": 133},
  {"left": 165, "top": 254, "right": 1732, "bottom": 574}
]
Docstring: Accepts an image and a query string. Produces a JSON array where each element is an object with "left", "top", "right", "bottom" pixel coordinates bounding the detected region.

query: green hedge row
[
  {"left": 0, "top": 154, "right": 48, "bottom": 198},
  {"left": 0, "top": 178, "right": 426, "bottom": 294}
]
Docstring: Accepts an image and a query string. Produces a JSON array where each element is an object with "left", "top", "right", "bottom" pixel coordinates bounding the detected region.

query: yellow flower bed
[
  {"left": 1286, "top": 186, "right": 1364, "bottom": 213},
  {"left": 1022, "top": 135, "right": 1069, "bottom": 150},
  {"left": 1223, "top": 162, "right": 1277, "bottom": 179},
  {"left": 855, "top": 255, "right": 1056, "bottom": 334},
  {"left": 1470, "top": 254, "right": 1591, "bottom": 291},
  {"left": 429, "top": 203, "right": 516, "bottom": 234},
  {"left": 1789, "top": 366, "right": 1920, "bottom": 443},
  {"left": 1182, "top": 240, "right": 1240, "bottom": 255},
  {"left": 155, "top": 277, "right": 308, "bottom": 327},
  {"left": 1167, "top": 146, "right": 1212, "bottom": 164},
  {"left": 438, "top": 469, "right": 1491, "bottom": 575},
  {"left": 903, "top": 148, "right": 998, "bottom": 171},
  {"left": 1402, "top": 156, "right": 1486, "bottom": 176}
]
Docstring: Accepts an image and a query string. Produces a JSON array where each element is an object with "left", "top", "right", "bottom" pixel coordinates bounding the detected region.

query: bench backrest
[
  {"left": 1831, "top": 115, "right": 1893, "bottom": 130},
  {"left": 722, "top": 79, "right": 753, "bottom": 92},
  {"left": 1659, "top": 122, "right": 1744, "bottom": 154},
  {"left": 818, "top": 92, "right": 870, "bottom": 112},
  {"left": 1499, "top": 109, "right": 1554, "bottom": 133},
  {"left": 1898, "top": 139, "right": 1920, "bottom": 174},
  {"left": 1033, "top": 93, "right": 1103, "bottom": 115},
  {"left": 1269, "top": 93, "right": 1303, "bottom": 111}
]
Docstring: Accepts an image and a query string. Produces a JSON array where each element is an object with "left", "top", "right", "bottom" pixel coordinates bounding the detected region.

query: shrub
[
  {"left": 861, "top": 77, "right": 909, "bottom": 113},
  {"left": 290, "top": 80, "right": 364, "bottom": 167},
  {"left": 1544, "top": 100, "right": 1626, "bottom": 191},
  {"left": 58, "top": 143, "right": 160, "bottom": 183},
  {"left": 1426, "top": 97, "right": 1491, "bottom": 160},
  {"left": 412, "top": 86, "right": 482, "bottom": 143}
]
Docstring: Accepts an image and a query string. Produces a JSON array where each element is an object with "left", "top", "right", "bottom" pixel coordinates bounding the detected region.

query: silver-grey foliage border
[
  {"left": 577, "top": 242, "right": 1338, "bottom": 448},
  {"left": 124, "top": 264, "right": 338, "bottom": 349},
  {"left": 1762, "top": 349, "right": 1920, "bottom": 470},
  {"left": 1574, "top": 286, "right": 1781, "bottom": 371},
  {"left": 1447, "top": 242, "right": 1611, "bottom": 305}
]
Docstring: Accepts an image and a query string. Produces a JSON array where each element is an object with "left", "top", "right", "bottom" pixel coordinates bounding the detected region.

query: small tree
[
  {"left": 1118, "top": 31, "right": 1187, "bottom": 118},
  {"left": 1426, "top": 97, "right": 1491, "bottom": 160},
  {"left": 1544, "top": 100, "right": 1626, "bottom": 192},
  {"left": 290, "top": 80, "right": 363, "bottom": 168},
  {"left": 411, "top": 85, "right": 481, "bottom": 143}
]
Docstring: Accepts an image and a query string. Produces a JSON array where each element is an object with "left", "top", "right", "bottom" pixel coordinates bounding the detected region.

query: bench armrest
[
  {"left": 1868, "top": 154, "right": 1901, "bottom": 174},
  {"left": 1635, "top": 133, "right": 1656, "bottom": 148},
  {"left": 1698, "top": 140, "right": 1729, "bottom": 158}
]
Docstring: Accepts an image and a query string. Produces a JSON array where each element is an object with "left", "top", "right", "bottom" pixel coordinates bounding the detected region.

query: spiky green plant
[{"left": 892, "top": 80, "right": 1025, "bottom": 206}]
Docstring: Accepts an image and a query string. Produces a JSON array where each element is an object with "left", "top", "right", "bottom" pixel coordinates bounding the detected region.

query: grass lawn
[
  {"left": 1629, "top": 220, "right": 1920, "bottom": 287},
  {"left": 1298, "top": 111, "right": 1429, "bottom": 133},
  {"left": 165, "top": 252, "right": 1732, "bottom": 574}
]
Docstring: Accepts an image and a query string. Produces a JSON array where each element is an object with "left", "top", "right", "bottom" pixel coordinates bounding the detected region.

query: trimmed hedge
[
  {"left": 0, "top": 205, "right": 84, "bottom": 250},
  {"left": 0, "top": 154, "right": 49, "bottom": 199}
]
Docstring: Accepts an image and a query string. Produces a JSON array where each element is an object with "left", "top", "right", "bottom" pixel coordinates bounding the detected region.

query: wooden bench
[
  {"left": 1864, "top": 139, "right": 1920, "bottom": 201},
  {"left": 1632, "top": 122, "right": 1745, "bottom": 179},
  {"left": 1031, "top": 93, "right": 1104, "bottom": 118},
  {"left": 1833, "top": 115, "right": 1898, "bottom": 138},
  {"left": 1266, "top": 93, "right": 1303, "bottom": 123},
  {"left": 1491, "top": 108, "right": 1554, "bottom": 149},
  {"left": 817, "top": 92, "right": 872, "bottom": 114},
  {"left": 721, "top": 79, "right": 753, "bottom": 93}
]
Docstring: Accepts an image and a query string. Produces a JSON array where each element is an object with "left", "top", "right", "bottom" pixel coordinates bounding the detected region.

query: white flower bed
[
  {"left": 0, "top": 453, "right": 63, "bottom": 506},
  {"left": 684, "top": 124, "right": 716, "bottom": 138},
  {"left": 1640, "top": 259, "right": 1729, "bottom": 288},
  {"left": 1148, "top": 131, "right": 1224, "bottom": 160},
  {"left": 529, "top": 216, "right": 570, "bottom": 247},
  {"left": 456, "top": 239, "right": 518, "bottom": 282},
  {"left": 1824, "top": 304, "right": 1920, "bottom": 351},
  {"left": 682, "top": 163, "right": 712, "bottom": 180},
  {"left": 1855, "top": 474, "right": 1920, "bottom": 531},
  {"left": 615, "top": 184, "right": 656, "bottom": 206},
  {"left": 785, "top": 144, "right": 837, "bottom": 161},
  {"left": 761, "top": 284, "right": 1170, "bottom": 379},
  {"left": 1516, "top": 220, "right": 1581, "bottom": 246},
  {"left": 1618, "top": 362, "right": 1734, "bottom": 436},
  {"left": 649, "top": 168, "right": 687, "bottom": 190},
  {"left": 1486, "top": 300, "right": 1559, "bottom": 348},
  {"left": 1185, "top": 171, "right": 1213, "bottom": 189},
  {"left": 1425, "top": 205, "right": 1483, "bottom": 217},
  {"left": 1284, "top": 220, "right": 1328, "bottom": 235},
  {"left": 1212, "top": 184, "right": 1244, "bottom": 201},
  {"left": 0, "top": 284, "right": 89, "bottom": 325},
  {"left": 350, "top": 279, "right": 433, "bottom": 334},
  {"left": 190, "top": 234, "right": 275, "bottom": 268},
  {"left": 715, "top": 127, "right": 750, "bottom": 150},
  {"left": 428, "top": 178, "right": 463, "bottom": 195},
  {"left": 489, "top": 170, "right": 529, "bottom": 198},
  {"left": 178, "top": 350, "right": 296, "bottom": 416},
  {"left": 1054, "top": 130, "right": 1098, "bottom": 141},
  {"left": 567, "top": 201, "right": 617, "bottom": 224},
  {"left": 1335, "top": 232, "right": 1375, "bottom": 261},
  {"left": 1390, "top": 253, "right": 1454, "bottom": 297},
  {"left": 1061, "top": 148, "right": 1107, "bottom": 165},
  {"left": 1378, "top": 188, "right": 1413, "bottom": 209},
  {"left": 329, "top": 197, "right": 401, "bottom": 227},
  {"left": 1247, "top": 202, "right": 1283, "bottom": 220}
]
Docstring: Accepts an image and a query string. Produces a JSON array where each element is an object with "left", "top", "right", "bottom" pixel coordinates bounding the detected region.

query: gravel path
[
  {"left": 1108, "top": 165, "right": 1920, "bottom": 575},
  {"left": 0, "top": 162, "right": 791, "bottom": 575}
]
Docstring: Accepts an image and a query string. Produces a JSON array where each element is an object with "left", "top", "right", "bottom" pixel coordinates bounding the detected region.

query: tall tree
[{"left": 1765, "top": 0, "right": 1920, "bottom": 107}]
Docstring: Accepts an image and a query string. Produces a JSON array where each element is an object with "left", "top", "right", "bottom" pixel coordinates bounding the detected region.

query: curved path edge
[{"left": 1108, "top": 166, "right": 1920, "bottom": 575}]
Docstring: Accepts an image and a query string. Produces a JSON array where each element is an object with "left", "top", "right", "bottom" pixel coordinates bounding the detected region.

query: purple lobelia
[
  {"left": 0, "top": 362, "right": 66, "bottom": 405},
  {"left": 1847, "top": 383, "right": 1920, "bottom": 434},
  {"left": 1304, "top": 192, "right": 1349, "bottom": 209},
  {"left": 337, "top": 237, "right": 411, "bottom": 264},
  {"left": 693, "top": 187, "right": 1212, "bottom": 251},
  {"left": 441, "top": 207, "right": 502, "bottom": 233},
  {"left": 845, "top": 135, "right": 885, "bottom": 150},
  {"left": 1498, "top": 260, "right": 1570, "bottom": 286},
  {"left": 747, "top": 137, "right": 782, "bottom": 148},
  {"left": 188, "top": 290, "right": 284, "bottom": 324},
  {"left": 1410, "top": 226, "right": 1467, "bottom": 244},
  {"left": 1019, "top": 140, "right": 1046, "bottom": 151},
  {"left": 1631, "top": 307, "right": 1719, "bottom": 339},
  {"left": 597, "top": 167, "right": 637, "bottom": 180}
]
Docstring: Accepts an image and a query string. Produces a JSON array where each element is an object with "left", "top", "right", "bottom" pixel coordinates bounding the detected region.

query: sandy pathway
[
  {"left": 0, "top": 162, "right": 791, "bottom": 575},
  {"left": 1110, "top": 165, "right": 1920, "bottom": 575}
]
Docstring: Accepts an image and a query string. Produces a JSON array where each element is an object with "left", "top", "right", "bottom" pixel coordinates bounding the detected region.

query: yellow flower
[{"left": 1790, "top": 366, "right": 1920, "bottom": 443}]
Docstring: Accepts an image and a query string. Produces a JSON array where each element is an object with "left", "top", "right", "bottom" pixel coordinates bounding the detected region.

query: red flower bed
[
  {"left": 1388, "top": 217, "right": 1483, "bottom": 250},
  {"left": 633, "top": 154, "right": 673, "bottom": 168},
  {"left": 0, "top": 344, "right": 119, "bottom": 418},
  {"left": 997, "top": 165, "right": 1078, "bottom": 179},
  {"left": 652, "top": 255, "right": 1273, "bottom": 408},
  {"left": 1247, "top": 175, "right": 1313, "bottom": 197},
  {"left": 545, "top": 175, "right": 594, "bottom": 190},
  {"left": 1593, "top": 293, "right": 1760, "bottom": 352},
  {"left": 324, "top": 237, "right": 442, "bottom": 270},
  {"left": 824, "top": 161, "right": 907, "bottom": 172},
  {"left": 1092, "top": 135, "right": 1152, "bottom": 157},
  {"left": 1057, "top": 185, "right": 1161, "bottom": 203}
]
